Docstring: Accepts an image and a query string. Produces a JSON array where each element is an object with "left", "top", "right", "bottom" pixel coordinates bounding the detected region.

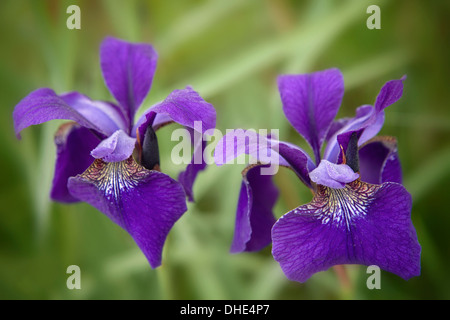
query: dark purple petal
[
  {"left": 134, "top": 87, "right": 216, "bottom": 140},
  {"left": 272, "top": 180, "right": 421, "bottom": 283},
  {"left": 359, "top": 137, "right": 402, "bottom": 184},
  {"left": 309, "top": 160, "right": 359, "bottom": 189},
  {"left": 50, "top": 122, "right": 100, "bottom": 203},
  {"left": 90, "top": 129, "right": 137, "bottom": 162},
  {"left": 231, "top": 164, "right": 279, "bottom": 253},
  {"left": 278, "top": 68, "right": 344, "bottom": 163},
  {"left": 177, "top": 128, "right": 207, "bottom": 202},
  {"left": 67, "top": 157, "right": 187, "bottom": 268},
  {"left": 381, "top": 149, "right": 402, "bottom": 184},
  {"left": 100, "top": 36, "right": 158, "bottom": 126},
  {"left": 13, "top": 88, "right": 114, "bottom": 138}
]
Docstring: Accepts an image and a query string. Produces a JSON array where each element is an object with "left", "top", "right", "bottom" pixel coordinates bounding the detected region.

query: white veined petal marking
[
  {"left": 82, "top": 157, "right": 148, "bottom": 195},
  {"left": 306, "top": 180, "right": 380, "bottom": 230},
  {"left": 77, "top": 156, "right": 151, "bottom": 227}
]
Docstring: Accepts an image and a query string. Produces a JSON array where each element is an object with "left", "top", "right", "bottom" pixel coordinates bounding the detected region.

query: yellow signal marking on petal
[{"left": 311, "top": 180, "right": 379, "bottom": 230}]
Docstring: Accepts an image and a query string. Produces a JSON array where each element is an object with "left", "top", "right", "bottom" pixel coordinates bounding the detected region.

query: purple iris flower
[
  {"left": 13, "top": 36, "right": 216, "bottom": 268},
  {"left": 215, "top": 68, "right": 420, "bottom": 283}
]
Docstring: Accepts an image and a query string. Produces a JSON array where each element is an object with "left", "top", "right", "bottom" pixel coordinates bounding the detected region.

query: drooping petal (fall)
[
  {"left": 51, "top": 122, "right": 100, "bottom": 203},
  {"left": 359, "top": 136, "right": 402, "bottom": 184},
  {"left": 177, "top": 128, "right": 207, "bottom": 202},
  {"left": 231, "top": 164, "right": 278, "bottom": 253},
  {"left": 67, "top": 157, "right": 187, "bottom": 268},
  {"left": 272, "top": 180, "right": 421, "bottom": 283}
]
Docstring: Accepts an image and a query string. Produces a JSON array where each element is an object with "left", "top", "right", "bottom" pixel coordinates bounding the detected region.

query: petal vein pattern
[
  {"left": 68, "top": 156, "right": 188, "bottom": 268},
  {"left": 272, "top": 180, "right": 420, "bottom": 282},
  {"left": 75, "top": 157, "right": 148, "bottom": 226},
  {"left": 310, "top": 180, "right": 377, "bottom": 230}
]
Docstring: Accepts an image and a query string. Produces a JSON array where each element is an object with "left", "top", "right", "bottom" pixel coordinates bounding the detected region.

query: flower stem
[{"left": 333, "top": 265, "right": 353, "bottom": 298}]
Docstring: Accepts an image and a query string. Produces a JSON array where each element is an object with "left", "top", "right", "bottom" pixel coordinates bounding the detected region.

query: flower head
[
  {"left": 215, "top": 68, "right": 420, "bottom": 282},
  {"left": 13, "top": 36, "right": 216, "bottom": 268}
]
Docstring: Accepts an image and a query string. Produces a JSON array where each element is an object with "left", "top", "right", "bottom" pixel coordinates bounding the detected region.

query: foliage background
[{"left": 0, "top": 0, "right": 449, "bottom": 300}]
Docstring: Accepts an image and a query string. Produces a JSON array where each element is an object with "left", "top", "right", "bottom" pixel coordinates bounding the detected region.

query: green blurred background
[{"left": 0, "top": 0, "right": 449, "bottom": 300}]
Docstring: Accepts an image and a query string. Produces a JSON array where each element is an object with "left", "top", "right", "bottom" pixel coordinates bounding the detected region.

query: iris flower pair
[
  {"left": 13, "top": 37, "right": 420, "bottom": 282},
  {"left": 13, "top": 37, "right": 215, "bottom": 268},
  {"left": 215, "top": 68, "right": 421, "bottom": 282}
]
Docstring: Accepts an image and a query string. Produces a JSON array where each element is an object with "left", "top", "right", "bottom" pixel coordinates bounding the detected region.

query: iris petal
[
  {"left": 214, "top": 130, "right": 279, "bottom": 166},
  {"left": 272, "top": 180, "right": 421, "bottom": 282},
  {"left": 214, "top": 130, "right": 314, "bottom": 186},
  {"left": 60, "top": 92, "right": 127, "bottom": 134},
  {"left": 51, "top": 122, "right": 100, "bottom": 203},
  {"left": 359, "top": 136, "right": 402, "bottom": 184},
  {"left": 100, "top": 36, "right": 158, "bottom": 126},
  {"left": 324, "top": 77, "right": 405, "bottom": 164},
  {"left": 278, "top": 68, "right": 344, "bottom": 163},
  {"left": 277, "top": 141, "right": 315, "bottom": 188},
  {"left": 67, "top": 157, "right": 187, "bottom": 268},
  {"left": 134, "top": 87, "right": 216, "bottom": 140},
  {"left": 13, "top": 88, "right": 115, "bottom": 138},
  {"left": 231, "top": 164, "right": 278, "bottom": 253},
  {"left": 177, "top": 128, "right": 207, "bottom": 202},
  {"left": 374, "top": 76, "right": 405, "bottom": 113}
]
